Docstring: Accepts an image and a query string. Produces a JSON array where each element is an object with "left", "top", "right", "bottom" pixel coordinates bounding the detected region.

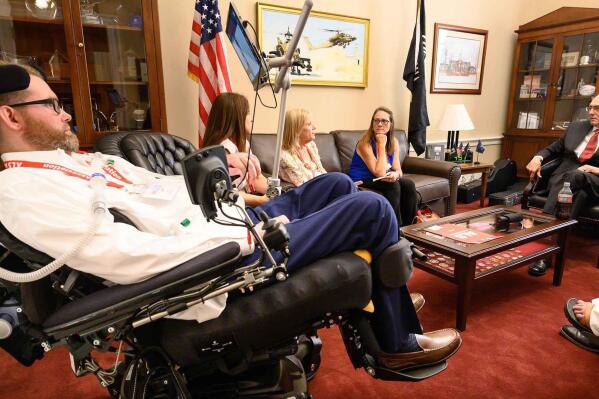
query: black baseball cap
[{"left": 0, "top": 64, "right": 31, "bottom": 95}]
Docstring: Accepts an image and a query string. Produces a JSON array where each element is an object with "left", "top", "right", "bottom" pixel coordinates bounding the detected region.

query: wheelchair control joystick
[
  {"left": 259, "top": 211, "right": 290, "bottom": 281},
  {"left": 259, "top": 211, "right": 290, "bottom": 255}
]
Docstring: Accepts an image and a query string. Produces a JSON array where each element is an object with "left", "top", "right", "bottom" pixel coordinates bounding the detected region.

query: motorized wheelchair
[{"left": 0, "top": 146, "right": 446, "bottom": 399}]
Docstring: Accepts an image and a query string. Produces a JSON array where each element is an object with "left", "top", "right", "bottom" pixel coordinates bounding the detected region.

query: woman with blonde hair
[
  {"left": 348, "top": 106, "right": 418, "bottom": 226},
  {"left": 279, "top": 108, "right": 326, "bottom": 187}
]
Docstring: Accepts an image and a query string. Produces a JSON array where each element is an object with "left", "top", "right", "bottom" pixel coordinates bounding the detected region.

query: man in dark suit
[{"left": 525, "top": 95, "right": 599, "bottom": 275}]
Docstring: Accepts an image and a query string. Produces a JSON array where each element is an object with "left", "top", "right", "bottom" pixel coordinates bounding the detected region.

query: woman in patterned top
[{"left": 280, "top": 109, "right": 327, "bottom": 187}]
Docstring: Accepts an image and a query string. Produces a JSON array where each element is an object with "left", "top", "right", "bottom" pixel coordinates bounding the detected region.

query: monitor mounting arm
[{"left": 264, "top": 0, "right": 313, "bottom": 198}]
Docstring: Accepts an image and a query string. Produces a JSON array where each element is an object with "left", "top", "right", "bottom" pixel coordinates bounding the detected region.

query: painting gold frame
[
  {"left": 257, "top": 3, "right": 370, "bottom": 87},
  {"left": 430, "top": 23, "right": 488, "bottom": 94}
]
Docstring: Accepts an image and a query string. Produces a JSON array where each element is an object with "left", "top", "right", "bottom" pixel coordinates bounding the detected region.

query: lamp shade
[{"left": 438, "top": 104, "right": 475, "bottom": 131}]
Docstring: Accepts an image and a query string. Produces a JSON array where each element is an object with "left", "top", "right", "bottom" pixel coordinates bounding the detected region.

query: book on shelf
[{"left": 517, "top": 112, "right": 540, "bottom": 129}]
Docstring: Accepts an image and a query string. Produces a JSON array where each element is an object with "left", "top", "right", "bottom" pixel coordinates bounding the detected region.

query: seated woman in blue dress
[{"left": 348, "top": 106, "right": 418, "bottom": 227}]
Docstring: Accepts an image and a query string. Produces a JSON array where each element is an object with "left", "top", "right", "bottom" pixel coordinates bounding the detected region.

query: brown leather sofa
[{"left": 251, "top": 130, "right": 461, "bottom": 216}]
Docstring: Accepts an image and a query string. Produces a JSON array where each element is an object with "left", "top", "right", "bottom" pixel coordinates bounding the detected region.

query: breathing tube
[{"left": 0, "top": 173, "right": 108, "bottom": 283}]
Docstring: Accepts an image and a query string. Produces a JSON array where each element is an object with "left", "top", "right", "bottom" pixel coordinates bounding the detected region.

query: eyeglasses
[
  {"left": 586, "top": 105, "right": 599, "bottom": 112},
  {"left": 8, "top": 98, "right": 63, "bottom": 115},
  {"left": 373, "top": 118, "right": 390, "bottom": 126}
]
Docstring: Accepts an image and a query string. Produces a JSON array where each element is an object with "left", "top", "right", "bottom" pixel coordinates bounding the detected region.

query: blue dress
[
  {"left": 347, "top": 138, "right": 418, "bottom": 227},
  {"left": 348, "top": 139, "right": 394, "bottom": 182}
]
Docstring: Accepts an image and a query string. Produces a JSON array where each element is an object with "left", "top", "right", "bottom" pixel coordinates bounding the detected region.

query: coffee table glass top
[{"left": 402, "top": 207, "right": 559, "bottom": 254}]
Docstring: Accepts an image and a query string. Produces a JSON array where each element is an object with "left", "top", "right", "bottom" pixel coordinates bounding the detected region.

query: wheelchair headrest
[{"left": 0, "top": 64, "right": 30, "bottom": 94}]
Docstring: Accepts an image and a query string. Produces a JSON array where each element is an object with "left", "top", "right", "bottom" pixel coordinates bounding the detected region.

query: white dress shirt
[{"left": 0, "top": 150, "right": 254, "bottom": 323}]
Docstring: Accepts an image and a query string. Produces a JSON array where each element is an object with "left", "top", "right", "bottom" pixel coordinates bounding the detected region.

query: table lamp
[{"left": 438, "top": 104, "right": 475, "bottom": 161}]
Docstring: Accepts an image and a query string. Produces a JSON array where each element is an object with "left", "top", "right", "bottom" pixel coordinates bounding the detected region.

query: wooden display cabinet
[
  {"left": 503, "top": 7, "right": 599, "bottom": 177},
  {"left": 0, "top": 0, "right": 166, "bottom": 148}
]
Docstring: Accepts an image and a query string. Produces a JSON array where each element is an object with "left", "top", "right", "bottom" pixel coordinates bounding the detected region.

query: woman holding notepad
[{"left": 348, "top": 106, "right": 418, "bottom": 227}]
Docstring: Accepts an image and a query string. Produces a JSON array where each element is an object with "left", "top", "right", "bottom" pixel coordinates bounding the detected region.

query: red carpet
[{"left": 1, "top": 203, "right": 598, "bottom": 398}]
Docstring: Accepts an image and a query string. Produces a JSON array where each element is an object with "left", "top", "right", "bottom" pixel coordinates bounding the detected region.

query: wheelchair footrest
[{"left": 374, "top": 360, "right": 447, "bottom": 381}]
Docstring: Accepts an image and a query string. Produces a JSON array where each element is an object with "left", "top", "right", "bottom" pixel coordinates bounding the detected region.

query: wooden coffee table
[{"left": 401, "top": 206, "right": 576, "bottom": 331}]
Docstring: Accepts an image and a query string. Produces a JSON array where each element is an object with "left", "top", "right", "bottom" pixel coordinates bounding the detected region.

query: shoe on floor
[
  {"left": 528, "top": 259, "right": 549, "bottom": 276},
  {"left": 377, "top": 328, "right": 462, "bottom": 371},
  {"left": 564, "top": 298, "right": 593, "bottom": 334},
  {"left": 560, "top": 325, "right": 599, "bottom": 354},
  {"left": 410, "top": 292, "right": 425, "bottom": 313}
]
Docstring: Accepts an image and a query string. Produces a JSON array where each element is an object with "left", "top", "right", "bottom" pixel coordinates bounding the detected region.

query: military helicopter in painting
[
  {"left": 270, "top": 27, "right": 313, "bottom": 75},
  {"left": 304, "top": 29, "right": 357, "bottom": 50}
]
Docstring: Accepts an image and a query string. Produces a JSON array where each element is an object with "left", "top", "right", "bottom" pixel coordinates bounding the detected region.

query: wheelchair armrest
[
  {"left": 373, "top": 238, "right": 413, "bottom": 288},
  {"left": 42, "top": 242, "right": 241, "bottom": 338}
]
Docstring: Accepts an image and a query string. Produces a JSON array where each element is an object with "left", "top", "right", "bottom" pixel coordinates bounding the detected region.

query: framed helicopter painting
[{"left": 257, "top": 3, "right": 370, "bottom": 87}]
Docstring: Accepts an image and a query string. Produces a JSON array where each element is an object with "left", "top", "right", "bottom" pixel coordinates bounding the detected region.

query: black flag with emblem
[{"left": 403, "top": 0, "right": 429, "bottom": 156}]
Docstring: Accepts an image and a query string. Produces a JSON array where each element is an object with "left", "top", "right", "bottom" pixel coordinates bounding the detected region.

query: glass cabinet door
[
  {"left": 553, "top": 32, "right": 599, "bottom": 131},
  {"left": 511, "top": 39, "right": 553, "bottom": 130},
  {"left": 80, "top": 0, "right": 152, "bottom": 134},
  {"left": 0, "top": 0, "right": 79, "bottom": 130}
]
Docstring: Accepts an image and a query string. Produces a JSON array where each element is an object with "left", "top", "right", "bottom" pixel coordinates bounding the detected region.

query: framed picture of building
[
  {"left": 430, "top": 23, "right": 488, "bottom": 94},
  {"left": 257, "top": 3, "right": 369, "bottom": 87}
]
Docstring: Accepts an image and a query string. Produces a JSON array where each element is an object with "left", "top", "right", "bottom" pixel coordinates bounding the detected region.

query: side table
[{"left": 459, "top": 163, "right": 494, "bottom": 207}]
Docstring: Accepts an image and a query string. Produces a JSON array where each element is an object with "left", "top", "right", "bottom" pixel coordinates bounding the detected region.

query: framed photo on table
[
  {"left": 257, "top": 3, "right": 369, "bottom": 87},
  {"left": 430, "top": 23, "right": 488, "bottom": 94}
]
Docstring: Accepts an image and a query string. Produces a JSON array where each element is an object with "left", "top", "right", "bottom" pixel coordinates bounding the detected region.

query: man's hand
[
  {"left": 526, "top": 156, "right": 543, "bottom": 179},
  {"left": 578, "top": 164, "right": 599, "bottom": 175},
  {"left": 226, "top": 152, "right": 262, "bottom": 183}
]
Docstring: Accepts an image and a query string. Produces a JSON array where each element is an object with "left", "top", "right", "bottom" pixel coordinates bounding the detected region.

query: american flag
[{"left": 188, "top": 0, "right": 232, "bottom": 142}]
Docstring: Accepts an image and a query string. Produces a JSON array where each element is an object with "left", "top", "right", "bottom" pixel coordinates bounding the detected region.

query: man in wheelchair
[{"left": 0, "top": 64, "right": 461, "bottom": 398}]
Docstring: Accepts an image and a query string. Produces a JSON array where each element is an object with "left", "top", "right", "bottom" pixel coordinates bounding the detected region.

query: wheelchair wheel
[{"left": 297, "top": 334, "right": 322, "bottom": 381}]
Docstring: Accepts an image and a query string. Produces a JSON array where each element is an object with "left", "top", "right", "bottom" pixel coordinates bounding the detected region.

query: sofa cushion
[
  {"left": 404, "top": 173, "right": 450, "bottom": 204},
  {"left": 314, "top": 134, "right": 342, "bottom": 173},
  {"left": 250, "top": 134, "right": 277, "bottom": 175},
  {"left": 331, "top": 130, "right": 408, "bottom": 174}
]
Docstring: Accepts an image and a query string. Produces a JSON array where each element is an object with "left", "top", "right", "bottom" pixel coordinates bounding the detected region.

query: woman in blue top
[{"left": 349, "top": 106, "right": 418, "bottom": 226}]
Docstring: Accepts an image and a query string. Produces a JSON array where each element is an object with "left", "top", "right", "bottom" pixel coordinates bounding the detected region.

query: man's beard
[{"left": 22, "top": 114, "right": 79, "bottom": 153}]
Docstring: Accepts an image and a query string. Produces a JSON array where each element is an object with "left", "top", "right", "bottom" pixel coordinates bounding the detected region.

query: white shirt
[
  {"left": 574, "top": 127, "right": 599, "bottom": 158},
  {"left": 0, "top": 150, "right": 254, "bottom": 323}
]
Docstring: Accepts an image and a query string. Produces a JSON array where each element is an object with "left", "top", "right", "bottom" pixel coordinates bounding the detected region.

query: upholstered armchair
[{"left": 95, "top": 132, "right": 196, "bottom": 175}]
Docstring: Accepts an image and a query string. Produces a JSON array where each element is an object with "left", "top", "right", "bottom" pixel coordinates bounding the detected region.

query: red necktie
[{"left": 579, "top": 129, "right": 599, "bottom": 163}]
